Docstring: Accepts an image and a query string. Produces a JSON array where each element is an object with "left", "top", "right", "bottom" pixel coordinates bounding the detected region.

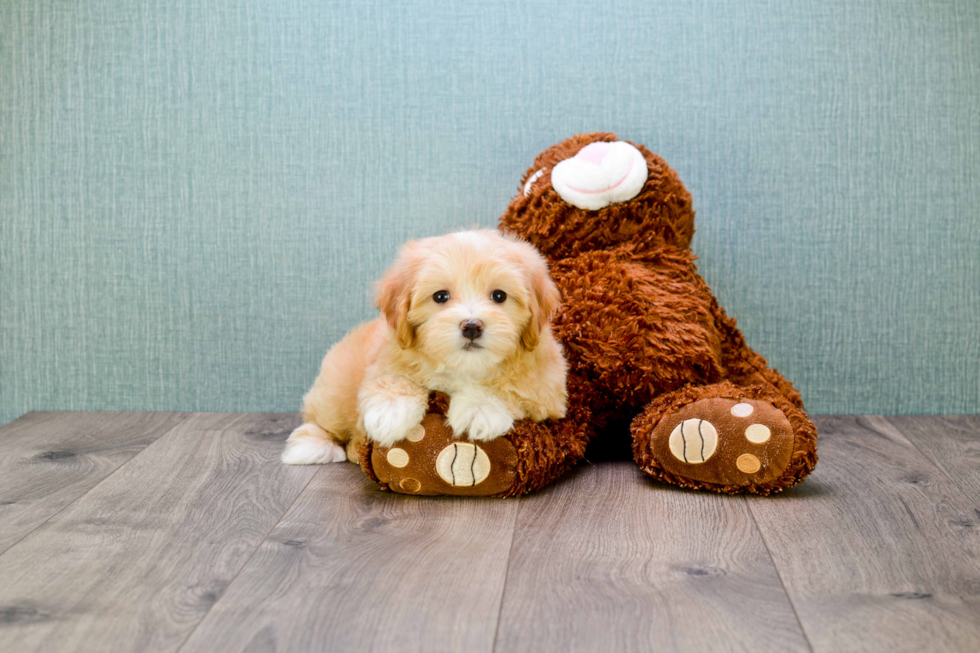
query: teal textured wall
[{"left": 2, "top": 0, "right": 978, "bottom": 427}]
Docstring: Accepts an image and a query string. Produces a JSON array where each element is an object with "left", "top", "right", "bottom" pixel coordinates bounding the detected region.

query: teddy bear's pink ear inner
[{"left": 550, "top": 141, "right": 648, "bottom": 211}]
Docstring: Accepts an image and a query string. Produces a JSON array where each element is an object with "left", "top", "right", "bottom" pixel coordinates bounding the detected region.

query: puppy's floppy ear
[
  {"left": 376, "top": 244, "right": 418, "bottom": 349},
  {"left": 519, "top": 244, "right": 561, "bottom": 351}
]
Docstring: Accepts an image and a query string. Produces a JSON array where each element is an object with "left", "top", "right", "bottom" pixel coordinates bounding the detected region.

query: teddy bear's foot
[
  {"left": 360, "top": 382, "right": 593, "bottom": 498},
  {"left": 644, "top": 398, "right": 795, "bottom": 486},
  {"left": 360, "top": 413, "right": 520, "bottom": 497},
  {"left": 632, "top": 382, "right": 818, "bottom": 495}
]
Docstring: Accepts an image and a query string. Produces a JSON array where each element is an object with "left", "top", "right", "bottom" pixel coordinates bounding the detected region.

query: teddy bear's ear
[
  {"left": 519, "top": 247, "right": 561, "bottom": 351},
  {"left": 375, "top": 245, "right": 418, "bottom": 349}
]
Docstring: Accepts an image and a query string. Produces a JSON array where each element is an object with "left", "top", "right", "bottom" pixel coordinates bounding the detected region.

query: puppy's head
[{"left": 376, "top": 229, "right": 560, "bottom": 373}]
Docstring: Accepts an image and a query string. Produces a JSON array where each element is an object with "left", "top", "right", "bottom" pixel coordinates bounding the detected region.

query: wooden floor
[{"left": 0, "top": 413, "right": 978, "bottom": 652}]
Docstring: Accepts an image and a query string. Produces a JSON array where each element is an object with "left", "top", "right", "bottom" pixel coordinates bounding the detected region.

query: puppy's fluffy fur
[{"left": 282, "top": 229, "right": 568, "bottom": 465}]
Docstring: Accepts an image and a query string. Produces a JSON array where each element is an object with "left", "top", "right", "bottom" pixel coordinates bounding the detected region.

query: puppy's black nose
[{"left": 461, "top": 319, "right": 484, "bottom": 341}]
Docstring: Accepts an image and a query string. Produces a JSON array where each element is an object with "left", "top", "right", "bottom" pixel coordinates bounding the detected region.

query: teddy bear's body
[{"left": 362, "top": 133, "right": 817, "bottom": 496}]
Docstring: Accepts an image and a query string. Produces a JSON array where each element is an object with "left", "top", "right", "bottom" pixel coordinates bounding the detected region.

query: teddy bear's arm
[{"left": 550, "top": 246, "right": 728, "bottom": 407}]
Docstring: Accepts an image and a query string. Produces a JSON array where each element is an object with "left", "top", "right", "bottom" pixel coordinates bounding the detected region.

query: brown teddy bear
[{"left": 361, "top": 133, "right": 817, "bottom": 496}]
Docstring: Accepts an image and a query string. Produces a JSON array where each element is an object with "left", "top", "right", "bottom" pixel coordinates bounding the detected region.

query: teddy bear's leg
[
  {"left": 359, "top": 375, "right": 593, "bottom": 497},
  {"left": 631, "top": 381, "right": 818, "bottom": 495}
]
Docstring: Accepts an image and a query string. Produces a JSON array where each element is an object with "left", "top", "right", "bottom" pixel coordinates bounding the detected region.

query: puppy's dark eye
[
  {"left": 491, "top": 290, "right": 507, "bottom": 303},
  {"left": 433, "top": 290, "right": 450, "bottom": 304}
]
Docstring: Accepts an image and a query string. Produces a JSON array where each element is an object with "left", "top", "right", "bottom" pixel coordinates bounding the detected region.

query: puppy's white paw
[
  {"left": 282, "top": 423, "right": 347, "bottom": 464},
  {"left": 447, "top": 397, "right": 514, "bottom": 441},
  {"left": 361, "top": 395, "right": 426, "bottom": 447}
]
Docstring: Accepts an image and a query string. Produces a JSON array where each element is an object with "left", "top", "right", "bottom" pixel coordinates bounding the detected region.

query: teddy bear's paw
[
  {"left": 647, "top": 398, "right": 796, "bottom": 487},
  {"left": 367, "top": 413, "right": 520, "bottom": 496}
]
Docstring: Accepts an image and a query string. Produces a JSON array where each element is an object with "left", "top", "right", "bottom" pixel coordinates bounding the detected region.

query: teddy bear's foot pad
[
  {"left": 369, "top": 413, "right": 519, "bottom": 496},
  {"left": 651, "top": 398, "right": 795, "bottom": 486}
]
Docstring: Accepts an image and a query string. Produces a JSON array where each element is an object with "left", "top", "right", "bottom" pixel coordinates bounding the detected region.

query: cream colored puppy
[{"left": 282, "top": 229, "right": 568, "bottom": 465}]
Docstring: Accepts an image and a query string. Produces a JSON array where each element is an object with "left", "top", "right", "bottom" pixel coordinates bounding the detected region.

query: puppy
[{"left": 282, "top": 229, "right": 568, "bottom": 465}]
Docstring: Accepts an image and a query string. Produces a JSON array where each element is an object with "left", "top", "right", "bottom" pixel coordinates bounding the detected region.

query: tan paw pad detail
[
  {"left": 668, "top": 419, "right": 718, "bottom": 463},
  {"left": 406, "top": 424, "right": 425, "bottom": 442},
  {"left": 399, "top": 477, "right": 421, "bottom": 493},
  {"left": 386, "top": 448, "right": 410, "bottom": 468},
  {"left": 736, "top": 453, "right": 761, "bottom": 474},
  {"left": 731, "top": 402, "right": 754, "bottom": 417},
  {"left": 744, "top": 423, "right": 771, "bottom": 444},
  {"left": 436, "top": 443, "right": 491, "bottom": 487}
]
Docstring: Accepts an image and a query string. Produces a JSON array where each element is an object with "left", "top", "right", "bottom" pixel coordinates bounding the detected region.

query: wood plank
[
  {"left": 747, "top": 416, "right": 980, "bottom": 652},
  {"left": 180, "top": 463, "right": 519, "bottom": 653},
  {"left": 0, "top": 412, "right": 316, "bottom": 653},
  {"left": 886, "top": 415, "right": 980, "bottom": 505},
  {"left": 494, "top": 462, "right": 810, "bottom": 653},
  {"left": 0, "top": 411, "right": 188, "bottom": 554}
]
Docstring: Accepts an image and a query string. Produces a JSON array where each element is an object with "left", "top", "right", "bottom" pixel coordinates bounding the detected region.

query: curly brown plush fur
[
  {"left": 498, "top": 132, "right": 817, "bottom": 495},
  {"left": 361, "top": 132, "right": 817, "bottom": 496}
]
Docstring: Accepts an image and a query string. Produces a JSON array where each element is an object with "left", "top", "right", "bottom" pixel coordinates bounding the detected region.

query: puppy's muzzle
[{"left": 460, "top": 319, "right": 484, "bottom": 341}]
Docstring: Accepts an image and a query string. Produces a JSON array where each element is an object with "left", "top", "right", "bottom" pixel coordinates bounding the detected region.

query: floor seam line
[
  {"left": 746, "top": 496, "right": 816, "bottom": 653},
  {"left": 174, "top": 464, "right": 322, "bottom": 653},
  {"left": 0, "top": 412, "right": 192, "bottom": 558},
  {"left": 879, "top": 415, "right": 980, "bottom": 506},
  {"left": 490, "top": 500, "right": 522, "bottom": 653}
]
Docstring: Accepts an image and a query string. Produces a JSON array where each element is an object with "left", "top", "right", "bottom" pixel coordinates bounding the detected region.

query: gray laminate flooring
[{"left": 0, "top": 412, "right": 978, "bottom": 653}]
